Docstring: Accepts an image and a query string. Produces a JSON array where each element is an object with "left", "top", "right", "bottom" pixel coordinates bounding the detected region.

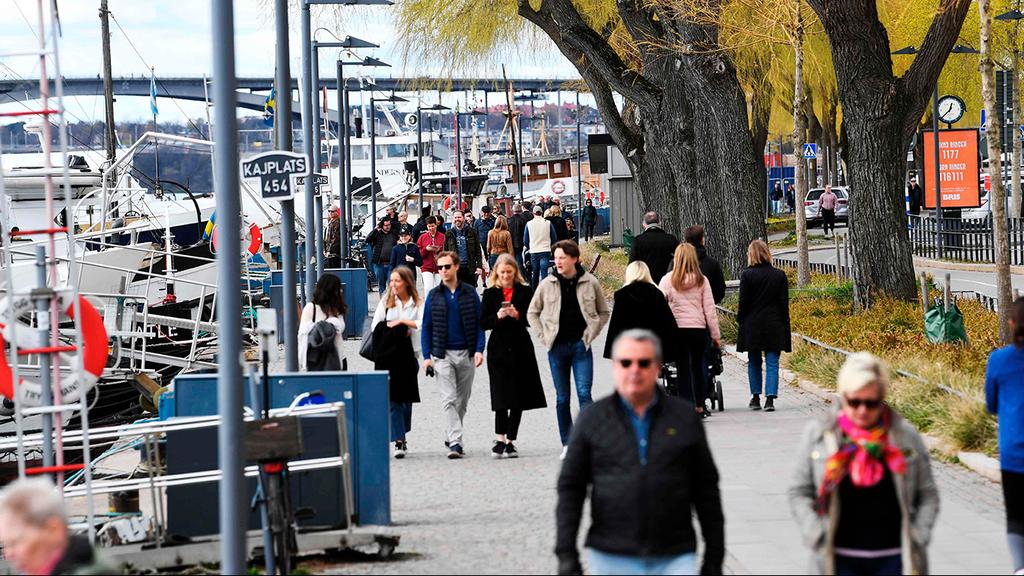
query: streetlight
[
  {"left": 454, "top": 107, "right": 486, "bottom": 211},
  {"left": 417, "top": 103, "right": 449, "bottom": 212},
  {"left": 369, "top": 93, "right": 407, "bottom": 222},
  {"left": 997, "top": 7, "right": 1024, "bottom": 217},
  {"left": 892, "top": 43, "right": 978, "bottom": 258}
]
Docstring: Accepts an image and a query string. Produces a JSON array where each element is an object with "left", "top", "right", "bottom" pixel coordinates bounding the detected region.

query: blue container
[{"left": 322, "top": 268, "right": 368, "bottom": 338}]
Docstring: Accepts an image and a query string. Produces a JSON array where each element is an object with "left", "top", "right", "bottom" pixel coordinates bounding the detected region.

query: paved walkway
[{"left": 319, "top": 297, "right": 1012, "bottom": 575}]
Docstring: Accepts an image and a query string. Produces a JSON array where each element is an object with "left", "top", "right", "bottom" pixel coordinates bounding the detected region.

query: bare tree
[{"left": 792, "top": 0, "right": 810, "bottom": 286}]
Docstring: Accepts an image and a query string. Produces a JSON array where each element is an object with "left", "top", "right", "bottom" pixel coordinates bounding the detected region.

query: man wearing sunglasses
[
  {"left": 556, "top": 329, "right": 724, "bottom": 576},
  {"left": 421, "top": 251, "right": 486, "bottom": 459}
]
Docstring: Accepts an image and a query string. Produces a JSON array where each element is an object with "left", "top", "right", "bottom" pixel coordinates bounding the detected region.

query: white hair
[
  {"left": 0, "top": 477, "right": 66, "bottom": 528},
  {"left": 836, "top": 352, "right": 889, "bottom": 396}
]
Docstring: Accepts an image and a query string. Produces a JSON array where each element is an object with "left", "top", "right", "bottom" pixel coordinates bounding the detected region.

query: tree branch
[{"left": 616, "top": 0, "right": 666, "bottom": 48}]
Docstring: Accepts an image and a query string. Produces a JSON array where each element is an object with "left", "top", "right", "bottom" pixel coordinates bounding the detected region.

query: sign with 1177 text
[
  {"left": 241, "top": 151, "right": 309, "bottom": 201},
  {"left": 920, "top": 128, "right": 981, "bottom": 209}
]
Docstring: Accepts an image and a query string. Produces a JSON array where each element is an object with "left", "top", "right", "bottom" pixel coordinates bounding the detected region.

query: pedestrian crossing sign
[{"left": 802, "top": 143, "right": 817, "bottom": 159}]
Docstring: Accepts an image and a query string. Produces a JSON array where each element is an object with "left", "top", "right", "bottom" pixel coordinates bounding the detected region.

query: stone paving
[{"left": 317, "top": 292, "right": 1012, "bottom": 575}]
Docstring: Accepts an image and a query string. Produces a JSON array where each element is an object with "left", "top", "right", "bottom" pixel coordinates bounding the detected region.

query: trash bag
[
  {"left": 924, "top": 300, "right": 968, "bottom": 345},
  {"left": 623, "top": 228, "right": 635, "bottom": 251}
]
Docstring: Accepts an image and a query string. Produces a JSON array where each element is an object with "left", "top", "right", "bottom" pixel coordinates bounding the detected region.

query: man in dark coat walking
[
  {"left": 557, "top": 329, "right": 724, "bottom": 576},
  {"left": 581, "top": 199, "right": 598, "bottom": 242},
  {"left": 444, "top": 210, "right": 484, "bottom": 287},
  {"left": 684, "top": 225, "right": 726, "bottom": 304},
  {"left": 907, "top": 176, "right": 924, "bottom": 216},
  {"left": 508, "top": 201, "right": 531, "bottom": 271},
  {"left": 629, "top": 211, "right": 679, "bottom": 284}
]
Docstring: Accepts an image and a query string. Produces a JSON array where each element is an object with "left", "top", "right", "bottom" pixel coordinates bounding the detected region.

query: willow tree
[
  {"left": 805, "top": 0, "right": 972, "bottom": 304},
  {"left": 397, "top": 0, "right": 764, "bottom": 275}
]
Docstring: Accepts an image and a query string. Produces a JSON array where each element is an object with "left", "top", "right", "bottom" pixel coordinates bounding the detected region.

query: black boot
[
  {"left": 765, "top": 396, "right": 776, "bottom": 412},
  {"left": 749, "top": 394, "right": 762, "bottom": 411}
]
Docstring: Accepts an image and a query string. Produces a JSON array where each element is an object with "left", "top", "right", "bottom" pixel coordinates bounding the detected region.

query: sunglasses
[
  {"left": 616, "top": 358, "right": 655, "bottom": 369},
  {"left": 438, "top": 264, "right": 455, "bottom": 271},
  {"left": 844, "top": 397, "right": 882, "bottom": 410}
]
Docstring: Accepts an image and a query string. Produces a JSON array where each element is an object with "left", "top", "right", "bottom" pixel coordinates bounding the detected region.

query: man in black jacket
[
  {"left": 684, "top": 225, "right": 726, "bottom": 304},
  {"left": 556, "top": 329, "right": 725, "bottom": 576},
  {"left": 629, "top": 211, "right": 679, "bottom": 284},
  {"left": 508, "top": 201, "right": 531, "bottom": 271},
  {"left": 365, "top": 217, "right": 396, "bottom": 295},
  {"left": 907, "top": 176, "right": 923, "bottom": 217}
]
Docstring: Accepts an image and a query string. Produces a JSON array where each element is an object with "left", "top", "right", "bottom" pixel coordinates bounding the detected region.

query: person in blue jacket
[
  {"left": 389, "top": 228, "right": 423, "bottom": 280},
  {"left": 986, "top": 297, "right": 1024, "bottom": 575}
]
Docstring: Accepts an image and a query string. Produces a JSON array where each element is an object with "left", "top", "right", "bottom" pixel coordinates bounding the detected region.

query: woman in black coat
[
  {"left": 603, "top": 261, "right": 677, "bottom": 362},
  {"left": 480, "top": 253, "right": 547, "bottom": 459},
  {"left": 737, "top": 240, "right": 791, "bottom": 412}
]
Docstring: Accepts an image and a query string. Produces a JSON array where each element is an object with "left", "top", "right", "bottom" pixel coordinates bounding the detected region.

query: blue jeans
[
  {"left": 529, "top": 252, "right": 550, "bottom": 289},
  {"left": 588, "top": 549, "right": 695, "bottom": 576},
  {"left": 390, "top": 401, "right": 412, "bottom": 442},
  {"left": 488, "top": 253, "right": 499, "bottom": 270},
  {"left": 374, "top": 263, "right": 390, "bottom": 295},
  {"left": 834, "top": 553, "right": 901, "bottom": 576},
  {"left": 747, "top": 350, "right": 780, "bottom": 397},
  {"left": 548, "top": 339, "right": 593, "bottom": 445}
]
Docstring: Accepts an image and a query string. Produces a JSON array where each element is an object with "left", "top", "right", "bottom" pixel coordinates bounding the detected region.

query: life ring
[
  {"left": 551, "top": 180, "right": 566, "bottom": 194},
  {"left": 212, "top": 221, "right": 262, "bottom": 257},
  {"left": 0, "top": 294, "right": 107, "bottom": 407}
]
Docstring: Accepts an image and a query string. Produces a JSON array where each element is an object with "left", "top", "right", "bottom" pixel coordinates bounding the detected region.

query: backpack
[{"left": 306, "top": 309, "right": 342, "bottom": 371}]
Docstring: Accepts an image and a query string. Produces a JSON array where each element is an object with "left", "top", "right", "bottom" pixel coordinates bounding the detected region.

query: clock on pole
[{"left": 937, "top": 95, "right": 966, "bottom": 126}]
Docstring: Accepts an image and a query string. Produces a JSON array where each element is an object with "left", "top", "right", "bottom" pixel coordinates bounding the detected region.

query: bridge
[{"left": 0, "top": 76, "right": 584, "bottom": 121}]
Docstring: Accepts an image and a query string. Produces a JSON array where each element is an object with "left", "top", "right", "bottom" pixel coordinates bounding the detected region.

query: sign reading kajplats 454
[{"left": 241, "top": 151, "right": 309, "bottom": 201}]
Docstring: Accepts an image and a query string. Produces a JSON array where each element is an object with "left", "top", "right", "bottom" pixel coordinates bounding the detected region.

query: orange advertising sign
[{"left": 921, "top": 128, "right": 981, "bottom": 209}]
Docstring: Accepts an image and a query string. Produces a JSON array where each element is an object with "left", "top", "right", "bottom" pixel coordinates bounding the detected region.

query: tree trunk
[
  {"left": 793, "top": 1, "right": 811, "bottom": 287},
  {"left": 980, "top": 0, "right": 1014, "bottom": 343},
  {"left": 806, "top": 0, "right": 972, "bottom": 305},
  {"left": 807, "top": 102, "right": 822, "bottom": 185}
]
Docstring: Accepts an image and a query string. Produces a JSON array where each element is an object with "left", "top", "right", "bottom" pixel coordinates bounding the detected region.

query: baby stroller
[{"left": 660, "top": 344, "right": 725, "bottom": 413}]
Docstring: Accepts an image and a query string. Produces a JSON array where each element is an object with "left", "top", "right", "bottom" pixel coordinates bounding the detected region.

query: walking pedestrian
[
  {"left": 786, "top": 183, "right": 796, "bottom": 213},
  {"left": 772, "top": 181, "right": 784, "bottom": 215},
  {"left": 556, "top": 329, "right": 725, "bottom": 576},
  {"left": 390, "top": 228, "right": 423, "bottom": 281},
  {"left": 548, "top": 204, "right": 570, "bottom": 242},
  {"left": 475, "top": 204, "right": 496, "bottom": 240},
  {"left": 907, "top": 177, "right": 923, "bottom": 217},
  {"left": 0, "top": 478, "right": 113, "bottom": 575},
  {"left": 528, "top": 240, "right": 610, "bottom": 458},
  {"left": 581, "top": 199, "right": 598, "bottom": 242},
  {"left": 421, "top": 251, "right": 485, "bottom": 459},
  {"left": 508, "top": 202, "right": 530, "bottom": 271},
  {"left": 417, "top": 216, "right": 445, "bottom": 295},
  {"left": 684, "top": 225, "right": 726, "bottom": 304},
  {"left": 397, "top": 210, "right": 413, "bottom": 237},
  {"left": 324, "top": 204, "right": 341, "bottom": 269},
  {"left": 385, "top": 206, "right": 400, "bottom": 237},
  {"left": 411, "top": 204, "right": 431, "bottom": 240},
  {"left": 629, "top": 211, "right": 679, "bottom": 284},
  {"left": 789, "top": 352, "right": 939, "bottom": 576},
  {"left": 737, "top": 239, "right": 790, "bottom": 412},
  {"left": 297, "top": 274, "right": 347, "bottom": 371},
  {"left": 481, "top": 254, "right": 547, "bottom": 459},
  {"left": 602, "top": 261, "right": 676, "bottom": 362},
  {"left": 525, "top": 204, "right": 557, "bottom": 289},
  {"left": 658, "top": 243, "right": 719, "bottom": 417},
  {"left": 565, "top": 218, "right": 578, "bottom": 243},
  {"left": 818, "top": 184, "right": 839, "bottom": 237},
  {"left": 366, "top": 217, "right": 396, "bottom": 295},
  {"left": 986, "top": 297, "right": 1024, "bottom": 574},
  {"left": 443, "top": 210, "right": 484, "bottom": 288},
  {"left": 486, "top": 215, "right": 514, "bottom": 270}
]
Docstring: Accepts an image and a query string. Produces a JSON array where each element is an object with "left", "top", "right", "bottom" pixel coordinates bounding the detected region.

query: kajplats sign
[{"left": 920, "top": 128, "right": 981, "bottom": 209}]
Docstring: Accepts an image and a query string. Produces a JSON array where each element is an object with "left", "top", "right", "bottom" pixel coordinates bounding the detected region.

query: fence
[{"left": 908, "top": 214, "right": 1024, "bottom": 265}]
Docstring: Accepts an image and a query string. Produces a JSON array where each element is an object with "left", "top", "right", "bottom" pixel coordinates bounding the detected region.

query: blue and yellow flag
[
  {"left": 263, "top": 88, "right": 275, "bottom": 128},
  {"left": 203, "top": 212, "right": 216, "bottom": 240}
]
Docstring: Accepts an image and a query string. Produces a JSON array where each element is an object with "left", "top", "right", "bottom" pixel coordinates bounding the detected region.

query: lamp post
[
  {"left": 455, "top": 107, "right": 486, "bottom": 211},
  {"left": 369, "top": 93, "right": 407, "bottom": 222},
  {"left": 997, "top": 6, "right": 1024, "bottom": 218},
  {"left": 417, "top": 103, "right": 449, "bottom": 212},
  {"left": 576, "top": 91, "right": 583, "bottom": 216}
]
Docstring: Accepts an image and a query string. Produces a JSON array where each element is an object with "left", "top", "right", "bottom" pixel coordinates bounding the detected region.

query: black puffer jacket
[{"left": 556, "top": 389, "right": 725, "bottom": 574}]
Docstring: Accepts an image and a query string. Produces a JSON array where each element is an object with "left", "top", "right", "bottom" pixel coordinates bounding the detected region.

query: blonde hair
[
  {"left": 836, "top": 352, "right": 889, "bottom": 397},
  {"left": 487, "top": 253, "right": 527, "bottom": 287},
  {"left": 384, "top": 266, "right": 421, "bottom": 309},
  {"left": 549, "top": 204, "right": 562, "bottom": 217},
  {"left": 624, "top": 261, "right": 655, "bottom": 286},
  {"left": 670, "top": 243, "right": 704, "bottom": 292},
  {"left": 543, "top": 208, "right": 552, "bottom": 218},
  {"left": 747, "top": 239, "right": 772, "bottom": 266},
  {"left": 494, "top": 215, "right": 508, "bottom": 232}
]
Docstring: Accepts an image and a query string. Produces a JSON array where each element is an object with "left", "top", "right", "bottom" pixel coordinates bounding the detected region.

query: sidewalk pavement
[{"left": 319, "top": 299, "right": 1012, "bottom": 575}]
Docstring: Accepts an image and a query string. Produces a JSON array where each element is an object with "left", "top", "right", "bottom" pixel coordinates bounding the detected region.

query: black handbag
[{"left": 358, "top": 324, "right": 375, "bottom": 361}]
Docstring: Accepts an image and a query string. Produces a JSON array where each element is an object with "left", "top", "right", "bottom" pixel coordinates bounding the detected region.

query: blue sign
[{"left": 802, "top": 143, "right": 817, "bottom": 159}]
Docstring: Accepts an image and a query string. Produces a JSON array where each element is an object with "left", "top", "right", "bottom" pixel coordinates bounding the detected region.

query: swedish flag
[
  {"left": 263, "top": 88, "right": 275, "bottom": 128},
  {"left": 203, "top": 212, "right": 216, "bottom": 240}
]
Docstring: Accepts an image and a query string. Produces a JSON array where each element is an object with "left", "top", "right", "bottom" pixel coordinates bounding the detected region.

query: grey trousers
[{"left": 434, "top": 349, "right": 475, "bottom": 447}]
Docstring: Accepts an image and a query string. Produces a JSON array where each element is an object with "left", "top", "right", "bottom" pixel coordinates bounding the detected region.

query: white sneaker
[
  {"left": 560, "top": 446, "right": 568, "bottom": 461},
  {"left": 393, "top": 441, "right": 405, "bottom": 459}
]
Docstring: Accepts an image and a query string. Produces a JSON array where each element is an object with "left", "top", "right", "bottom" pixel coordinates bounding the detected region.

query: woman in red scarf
[{"left": 789, "top": 352, "right": 940, "bottom": 575}]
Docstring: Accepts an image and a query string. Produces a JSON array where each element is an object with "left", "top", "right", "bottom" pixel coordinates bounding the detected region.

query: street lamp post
[
  {"left": 997, "top": 7, "right": 1024, "bottom": 218},
  {"left": 576, "top": 91, "right": 583, "bottom": 216},
  {"left": 417, "top": 103, "right": 449, "bottom": 212},
  {"left": 454, "top": 107, "right": 486, "bottom": 211},
  {"left": 369, "top": 94, "right": 407, "bottom": 223}
]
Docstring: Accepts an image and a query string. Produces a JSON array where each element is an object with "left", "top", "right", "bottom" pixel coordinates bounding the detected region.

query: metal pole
[
  {"left": 36, "top": 247, "right": 53, "bottom": 468},
  {"left": 300, "top": 1, "right": 316, "bottom": 300},
  {"left": 210, "top": 0, "right": 245, "bottom": 570},
  {"left": 275, "top": 0, "right": 298, "bottom": 371},
  {"left": 932, "top": 84, "right": 944, "bottom": 258},
  {"left": 370, "top": 100, "right": 377, "bottom": 222},
  {"left": 344, "top": 85, "right": 354, "bottom": 255},
  {"left": 417, "top": 107, "right": 424, "bottom": 211},
  {"left": 456, "top": 111, "right": 463, "bottom": 210},
  {"left": 99, "top": 0, "right": 116, "bottom": 164},
  {"left": 312, "top": 43, "right": 325, "bottom": 276},
  {"left": 557, "top": 90, "right": 562, "bottom": 154},
  {"left": 337, "top": 62, "right": 348, "bottom": 262},
  {"left": 576, "top": 91, "right": 582, "bottom": 212}
]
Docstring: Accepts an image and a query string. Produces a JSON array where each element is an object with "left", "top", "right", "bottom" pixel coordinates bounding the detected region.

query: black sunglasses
[
  {"left": 438, "top": 264, "right": 455, "bottom": 271},
  {"left": 616, "top": 358, "right": 655, "bottom": 369},
  {"left": 845, "top": 397, "right": 882, "bottom": 409}
]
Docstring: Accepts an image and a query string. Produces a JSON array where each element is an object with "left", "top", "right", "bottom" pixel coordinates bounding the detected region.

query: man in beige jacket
[{"left": 528, "top": 240, "right": 610, "bottom": 459}]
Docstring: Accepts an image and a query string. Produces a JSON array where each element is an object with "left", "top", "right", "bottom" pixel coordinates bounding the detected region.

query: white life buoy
[
  {"left": 212, "top": 221, "right": 263, "bottom": 257},
  {"left": 0, "top": 294, "right": 108, "bottom": 407}
]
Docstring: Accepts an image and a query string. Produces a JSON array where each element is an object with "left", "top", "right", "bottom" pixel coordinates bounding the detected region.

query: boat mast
[{"left": 99, "top": 0, "right": 116, "bottom": 164}]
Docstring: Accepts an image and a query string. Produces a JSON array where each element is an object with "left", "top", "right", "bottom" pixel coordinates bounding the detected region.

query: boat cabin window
[{"left": 535, "top": 163, "right": 548, "bottom": 176}]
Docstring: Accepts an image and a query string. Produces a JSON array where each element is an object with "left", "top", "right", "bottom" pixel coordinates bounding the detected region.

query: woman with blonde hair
[
  {"left": 658, "top": 243, "right": 719, "bottom": 416},
  {"left": 480, "top": 253, "right": 546, "bottom": 458},
  {"left": 603, "top": 261, "right": 676, "bottom": 361},
  {"left": 486, "top": 215, "right": 514, "bottom": 270},
  {"left": 789, "top": 352, "right": 938, "bottom": 575},
  {"left": 371, "top": 266, "right": 424, "bottom": 459},
  {"left": 547, "top": 204, "right": 569, "bottom": 242},
  {"left": 737, "top": 239, "right": 791, "bottom": 412}
]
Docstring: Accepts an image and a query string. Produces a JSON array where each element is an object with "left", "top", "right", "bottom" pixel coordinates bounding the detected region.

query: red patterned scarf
[{"left": 816, "top": 409, "right": 907, "bottom": 514}]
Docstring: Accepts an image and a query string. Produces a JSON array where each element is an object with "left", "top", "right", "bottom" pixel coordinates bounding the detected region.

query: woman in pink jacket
[{"left": 659, "top": 243, "right": 720, "bottom": 417}]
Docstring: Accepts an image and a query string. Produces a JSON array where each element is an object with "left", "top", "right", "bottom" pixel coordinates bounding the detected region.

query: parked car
[{"left": 804, "top": 186, "right": 849, "bottom": 227}]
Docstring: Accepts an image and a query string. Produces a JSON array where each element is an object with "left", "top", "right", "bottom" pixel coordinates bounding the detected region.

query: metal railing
[{"left": 908, "top": 214, "right": 1024, "bottom": 265}]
